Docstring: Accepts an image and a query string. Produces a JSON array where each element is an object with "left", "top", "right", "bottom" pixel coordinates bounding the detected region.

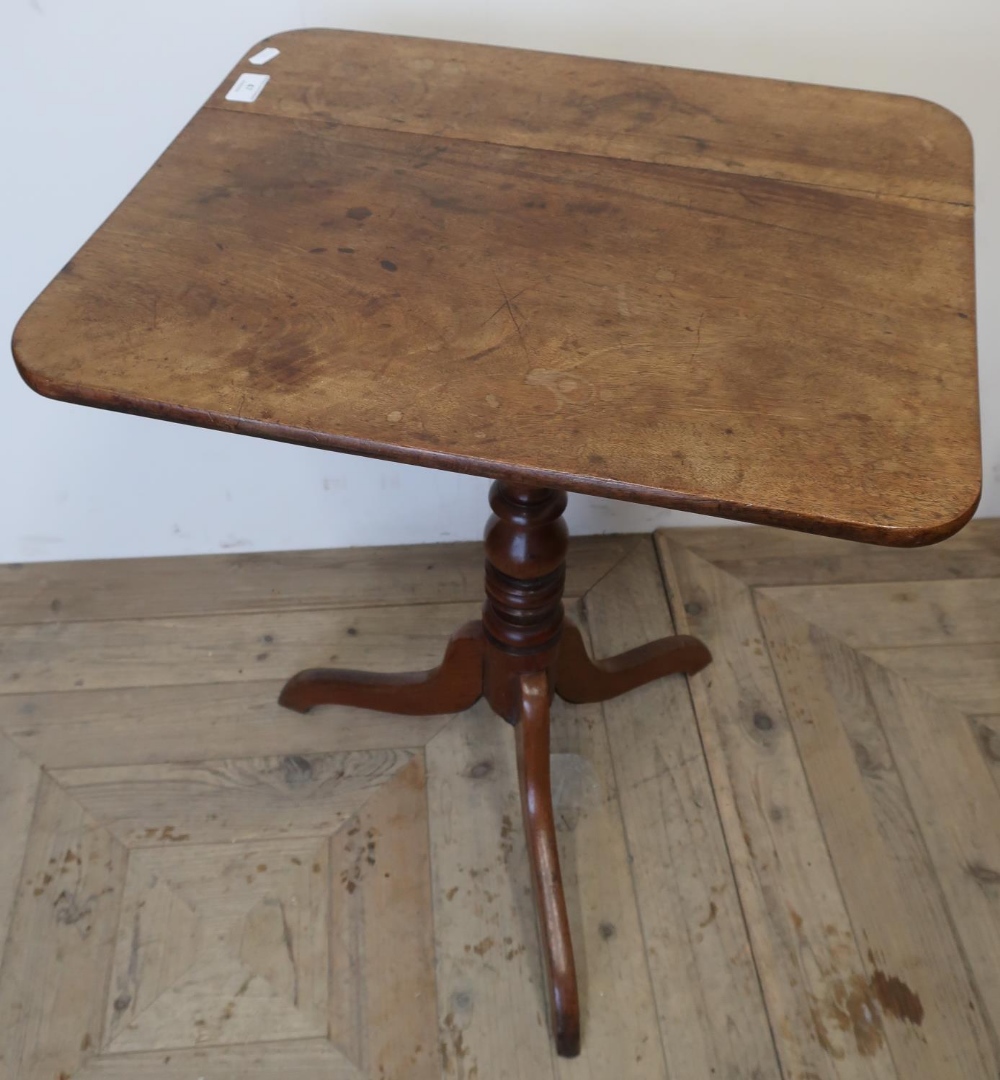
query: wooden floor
[{"left": 1, "top": 523, "right": 998, "bottom": 1080}]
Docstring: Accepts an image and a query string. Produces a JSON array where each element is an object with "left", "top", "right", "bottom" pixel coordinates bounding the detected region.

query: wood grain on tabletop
[{"left": 12, "top": 28, "right": 979, "bottom": 544}]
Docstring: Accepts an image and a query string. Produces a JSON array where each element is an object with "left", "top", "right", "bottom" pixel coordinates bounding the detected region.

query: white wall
[{"left": 2, "top": 0, "right": 996, "bottom": 562}]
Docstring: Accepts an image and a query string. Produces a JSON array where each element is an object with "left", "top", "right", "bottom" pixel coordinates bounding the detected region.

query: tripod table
[{"left": 12, "top": 29, "right": 980, "bottom": 1058}]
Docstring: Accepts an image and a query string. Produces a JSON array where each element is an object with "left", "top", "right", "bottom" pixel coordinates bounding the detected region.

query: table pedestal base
[{"left": 278, "top": 482, "right": 712, "bottom": 1057}]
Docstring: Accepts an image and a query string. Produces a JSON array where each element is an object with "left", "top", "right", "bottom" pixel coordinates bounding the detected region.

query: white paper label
[
  {"left": 249, "top": 46, "right": 280, "bottom": 65},
  {"left": 225, "top": 72, "right": 269, "bottom": 103}
]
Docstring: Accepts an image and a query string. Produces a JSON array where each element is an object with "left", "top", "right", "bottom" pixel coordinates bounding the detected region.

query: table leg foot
[
  {"left": 515, "top": 670, "right": 581, "bottom": 1058},
  {"left": 555, "top": 620, "right": 711, "bottom": 705},
  {"left": 278, "top": 620, "right": 485, "bottom": 715}
]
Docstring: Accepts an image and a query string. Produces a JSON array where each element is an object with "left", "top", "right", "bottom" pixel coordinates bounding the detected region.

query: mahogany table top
[{"left": 13, "top": 29, "right": 980, "bottom": 544}]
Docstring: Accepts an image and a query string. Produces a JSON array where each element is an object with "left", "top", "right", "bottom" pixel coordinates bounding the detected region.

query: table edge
[
  {"left": 13, "top": 348, "right": 982, "bottom": 550},
  {"left": 237, "top": 27, "right": 975, "bottom": 188},
  {"left": 266, "top": 29, "right": 974, "bottom": 133}
]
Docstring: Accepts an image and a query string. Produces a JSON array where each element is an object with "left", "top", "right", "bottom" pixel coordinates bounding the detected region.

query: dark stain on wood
[
  {"left": 811, "top": 975, "right": 885, "bottom": 1059},
  {"left": 282, "top": 755, "right": 314, "bottom": 785},
  {"left": 464, "top": 342, "right": 505, "bottom": 363},
  {"left": 850, "top": 738, "right": 887, "bottom": 777},
  {"left": 231, "top": 332, "right": 320, "bottom": 391},
  {"left": 835, "top": 976, "right": 884, "bottom": 1056},
  {"left": 471, "top": 936, "right": 494, "bottom": 956},
  {"left": 346, "top": 206, "right": 372, "bottom": 220},
  {"left": 810, "top": 952, "right": 925, "bottom": 1060},
  {"left": 150, "top": 825, "right": 190, "bottom": 842},
  {"left": 966, "top": 861, "right": 1000, "bottom": 887},
  {"left": 869, "top": 965, "right": 925, "bottom": 1026},
  {"left": 196, "top": 184, "right": 233, "bottom": 205},
  {"left": 753, "top": 710, "right": 774, "bottom": 731},
  {"left": 972, "top": 718, "right": 1000, "bottom": 764}
]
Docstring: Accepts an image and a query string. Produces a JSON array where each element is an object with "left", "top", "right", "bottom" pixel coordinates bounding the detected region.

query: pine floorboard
[{"left": 1, "top": 524, "right": 997, "bottom": 1079}]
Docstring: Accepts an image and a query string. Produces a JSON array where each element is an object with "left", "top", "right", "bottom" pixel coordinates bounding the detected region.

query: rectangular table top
[{"left": 13, "top": 29, "right": 980, "bottom": 545}]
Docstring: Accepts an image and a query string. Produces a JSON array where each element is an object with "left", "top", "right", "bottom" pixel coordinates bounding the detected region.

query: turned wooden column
[
  {"left": 480, "top": 481, "right": 581, "bottom": 1056},
  {"left": 277, "top": 478, "right": 711, "bottom": 1059},
  {"left": 481, "top": 482, "right": 568, "bottom": 723}
]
